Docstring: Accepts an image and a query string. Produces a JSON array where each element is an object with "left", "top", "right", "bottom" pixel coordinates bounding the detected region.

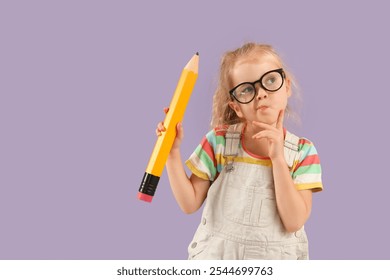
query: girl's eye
[
  {"left": 240, "top": 85, "right": 254, "bottom": 95},
  {"left": 265, "top": 76, "right": 276, "bottom": 85}
]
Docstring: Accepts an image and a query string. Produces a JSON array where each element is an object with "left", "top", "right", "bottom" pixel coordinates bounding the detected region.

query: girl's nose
[{"left": 256, "top": 89, "right": 268, "bottom": 100}]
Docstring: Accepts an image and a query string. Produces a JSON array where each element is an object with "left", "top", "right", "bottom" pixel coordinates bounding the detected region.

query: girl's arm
[
  {"left": 252, "top": 110, "right": 312, "bottom": 232},
  {"left": 166, "top": 143, "right": 210, "bottom": 214},
  {"left": 157, "top": 114, "right": 210, "bottom": 214},
  {"left": 270, "top": 158, "right": 312, "bottom": 232}
]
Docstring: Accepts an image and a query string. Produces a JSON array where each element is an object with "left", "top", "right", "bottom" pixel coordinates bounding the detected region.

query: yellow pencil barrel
[{"left": 138, "top": 53, "right": 199, "bottom": 202}]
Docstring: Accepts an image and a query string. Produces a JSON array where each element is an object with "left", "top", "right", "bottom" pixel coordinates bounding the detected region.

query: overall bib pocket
[{"left": 223, "top": 183, "right": 277, "bottom": 227}]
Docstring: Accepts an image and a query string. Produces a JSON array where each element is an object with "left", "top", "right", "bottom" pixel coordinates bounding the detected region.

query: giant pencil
[{"left": 138, "top": 53, "right": 199, "bottom": 202}]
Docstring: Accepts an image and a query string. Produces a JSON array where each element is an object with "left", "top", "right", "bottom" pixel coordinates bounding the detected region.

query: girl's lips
[{"left": 258, "top": 106, "right": 269, "bottom": 111}]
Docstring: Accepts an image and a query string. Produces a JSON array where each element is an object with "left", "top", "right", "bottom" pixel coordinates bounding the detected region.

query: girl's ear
[
  {"left": 228, "top": 101, "right": 243, "bottom": 118},
  {"left": 286, "top": 78, "right": 292, "bottom": 97}
]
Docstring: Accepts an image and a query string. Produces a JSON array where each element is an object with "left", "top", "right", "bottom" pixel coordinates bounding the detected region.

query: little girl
[{"left": 156, "top": 42, "right": 323, "bottom": 260}]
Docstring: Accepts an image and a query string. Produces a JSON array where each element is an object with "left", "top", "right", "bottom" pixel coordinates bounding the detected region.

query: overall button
[
  {"left": 202, "top": 218, "right": 207, "bottom": 225},
  {"left": 191, "top": 242, "right": 197, "bottom": 249},
  {"left": 294, "top": 231, "right": 302, "bottom": 238}
]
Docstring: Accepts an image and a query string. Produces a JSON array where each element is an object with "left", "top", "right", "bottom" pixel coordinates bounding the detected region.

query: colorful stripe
[
  {"left": 186, "top": 127, "right": 323, "bottom": 192},
  {"left": 295, "top": 182, "right": 323, "bottom": 192}
]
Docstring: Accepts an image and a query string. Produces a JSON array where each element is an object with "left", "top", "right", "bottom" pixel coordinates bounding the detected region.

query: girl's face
[{"left": 228, "top": 55, "right": 291, "bottom": 126}]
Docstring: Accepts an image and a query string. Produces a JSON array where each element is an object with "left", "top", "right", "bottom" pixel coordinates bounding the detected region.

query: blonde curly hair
[{"left": 211, "top": 42, "right": 300, "bottom": 128}]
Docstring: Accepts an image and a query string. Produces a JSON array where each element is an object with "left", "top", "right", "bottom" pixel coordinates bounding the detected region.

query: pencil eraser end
[
  {"left": 138, "top": 192, "right": 153, "bottom": 202},
  {"left": 138, "top": 172, "right": 159, "bottom": 203}
]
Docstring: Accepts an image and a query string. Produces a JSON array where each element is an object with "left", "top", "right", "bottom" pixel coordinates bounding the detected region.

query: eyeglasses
[{"left": 229, "top": 68, "right": 285, "bottom": 104}]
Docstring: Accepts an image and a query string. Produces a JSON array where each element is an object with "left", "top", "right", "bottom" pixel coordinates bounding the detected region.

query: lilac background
[{"left": 1, "top": 0, "right": 389, "bottom": 260}]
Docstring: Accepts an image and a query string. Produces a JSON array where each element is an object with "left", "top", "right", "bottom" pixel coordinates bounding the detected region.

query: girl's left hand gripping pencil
[{"left": 138, "top": 53, "right": 199, "bottom": 202}]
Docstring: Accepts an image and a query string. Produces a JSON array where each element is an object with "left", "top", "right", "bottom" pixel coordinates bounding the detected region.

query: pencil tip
[{"left": 196, "top": 52, "right": 199, "bottom": 56}]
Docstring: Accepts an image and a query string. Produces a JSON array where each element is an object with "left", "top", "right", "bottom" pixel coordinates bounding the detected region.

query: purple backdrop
[{"left": 1, "top": 0, "right": 389, "bottom": 260}]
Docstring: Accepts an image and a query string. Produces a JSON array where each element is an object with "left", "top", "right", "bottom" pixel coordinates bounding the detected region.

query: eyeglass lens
[{"left": 232, "top": 70, "right": 284, "bottom": 104}]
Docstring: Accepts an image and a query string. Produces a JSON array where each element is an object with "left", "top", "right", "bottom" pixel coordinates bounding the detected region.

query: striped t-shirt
[{"left": 186, "top": 126, "right": 323, "bottom": 192}]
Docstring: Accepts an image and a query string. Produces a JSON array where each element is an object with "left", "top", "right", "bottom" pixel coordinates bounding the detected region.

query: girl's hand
[
  {"left": 252, "top": 110, "right": 285, "bottom": 161},
  {"left": 155, "top": 107, "right": 184, "bottom": 151}
]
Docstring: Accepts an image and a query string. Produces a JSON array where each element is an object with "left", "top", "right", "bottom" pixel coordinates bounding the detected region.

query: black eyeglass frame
[{"left": 229, "top": 68, "right": 286, "bottom": 104}]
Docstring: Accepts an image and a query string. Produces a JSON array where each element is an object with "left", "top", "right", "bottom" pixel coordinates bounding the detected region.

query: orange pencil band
[{"left": 138, "top": 53, "right": 199, "bottom": 202}]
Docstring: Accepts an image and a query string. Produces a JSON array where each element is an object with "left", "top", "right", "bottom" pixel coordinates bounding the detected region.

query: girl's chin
[{"left": 250, "top": 116, "right": 276, "bottom": 125}]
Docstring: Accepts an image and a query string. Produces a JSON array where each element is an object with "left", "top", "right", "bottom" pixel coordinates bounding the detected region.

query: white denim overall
[{"left": 188, "top": 124, "right": 309, "bottom": 260}]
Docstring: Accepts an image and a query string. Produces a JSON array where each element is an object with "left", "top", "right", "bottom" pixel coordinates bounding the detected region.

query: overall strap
[
  {"left": 224, "top": 124, "right": 300, "bottom": 171},
  {"left": 224, "top": 124, "right": 242, "bottom": 157},
  {"left": 284, "top": 131, "right": 300, "bottom": 169},
  {"left": 223, "top": 123, "right": 242, "bottom": 171}
]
